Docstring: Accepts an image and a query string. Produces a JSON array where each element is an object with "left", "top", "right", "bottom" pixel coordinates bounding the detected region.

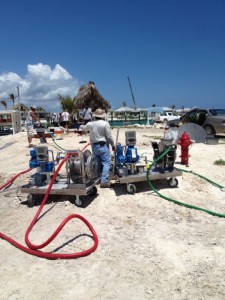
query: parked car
[
  {"left": 168, "top": 108, "right": 225, "bottom": 135},
  {"left": 156, "top": 111, "right": 180, "bottom": 124},
  {"left": 0, "top": 127, "right": 13, "bottom": 136}
]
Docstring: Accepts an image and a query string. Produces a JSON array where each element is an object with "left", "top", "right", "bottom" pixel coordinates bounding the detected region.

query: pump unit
[
  {"left": 152, "top": 140, "right": 177, "bottom": 173},
  {"left": 115, "top": 131, "right": 140, "bottom": 177},
  {"left": 22, "top": 146, "right": 101, "bottom": 207},
  {"left": 29, "top": 146, "right": 55, "bottom": 186}
]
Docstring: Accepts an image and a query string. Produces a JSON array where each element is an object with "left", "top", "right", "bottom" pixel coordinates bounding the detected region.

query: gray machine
[
  {"left": 114, "top": 131, "right": 182, "bottom": 194},
  {"left": 21, "top": 146, "right": 100, "bottom": 207}
]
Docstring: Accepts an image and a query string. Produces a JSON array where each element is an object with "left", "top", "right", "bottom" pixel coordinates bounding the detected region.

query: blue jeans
[{"left": 92, "top": 144, "right": 111, "bottom": 183}]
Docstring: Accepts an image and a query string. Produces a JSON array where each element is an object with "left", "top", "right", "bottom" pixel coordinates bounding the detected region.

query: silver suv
[{"left": 180, "top": 108, "right": 225, "bottom": 135}]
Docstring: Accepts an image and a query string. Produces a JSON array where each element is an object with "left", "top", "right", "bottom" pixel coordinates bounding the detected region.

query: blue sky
[{"left": 0, "top": 0, "right": 225, "bottom": 112}]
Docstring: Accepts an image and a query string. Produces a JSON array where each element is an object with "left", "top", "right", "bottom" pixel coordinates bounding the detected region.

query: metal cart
[
  {"left": 21, "top": 176, "right": 100, "bottom": 207},
  {"left": 116, "top": 168, "right": 182, "bottom": 194}
]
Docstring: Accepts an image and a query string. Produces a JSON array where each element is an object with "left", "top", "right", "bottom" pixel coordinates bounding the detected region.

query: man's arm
[
  {"left": 105, "top": 124, "right": 115, "bottom": 150},
  {"left": 31, "top": 111, "right": 41, "bottom": 124},
  {"left": 80, "top": 124, "right": 88, "bottom": 131}
]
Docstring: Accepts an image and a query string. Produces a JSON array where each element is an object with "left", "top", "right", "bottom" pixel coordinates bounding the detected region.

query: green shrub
[{"left": 214, "top": 159, "right": 225, "bottom": 166}]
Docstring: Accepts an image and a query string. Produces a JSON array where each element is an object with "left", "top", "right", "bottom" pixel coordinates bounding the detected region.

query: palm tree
[
  {"left": 0, "top": 100, "right": 7, "bottom": 109},
  {"left": 57, "top": 95, "right": 76, "bottom": 113},
  {"left": 122, "top": 101, "right": 127, "bottom": 107},
  {"left": 8, "top": 93, "right": 17, "bottom": 108}
]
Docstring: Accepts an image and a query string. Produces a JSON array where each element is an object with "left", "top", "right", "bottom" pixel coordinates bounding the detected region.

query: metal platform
[
  {"left": 21, "top": 177, "right": 100, "bottom": 207},
  {"left": 116, "top": 169, "right": 182, "bottom": 194}
]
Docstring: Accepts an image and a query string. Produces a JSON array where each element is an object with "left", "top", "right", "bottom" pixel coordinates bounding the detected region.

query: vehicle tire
[
  {"left": 127, "top": 183, "right": 137, "bottom": 194},
  {"left": 204, "top": 125, "right": 215, "bottom": 136},
  {"left": 168, "top": 178, "right": 178, "bottom": 188}
]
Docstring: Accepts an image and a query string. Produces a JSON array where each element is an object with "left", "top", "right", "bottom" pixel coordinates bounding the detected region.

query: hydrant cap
[
  {"left": 178, "top": 131, "right": 192, "bottom": 146},
  {"left": 180, "top": 131, "right": 190, "bottom": 141}
]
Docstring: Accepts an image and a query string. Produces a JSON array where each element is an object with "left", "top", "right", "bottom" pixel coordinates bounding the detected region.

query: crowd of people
[
  {"left": 26, "top": 105, "right": 114, "bottom": 188},
  {"left": 51, "top": 106, "right": 93, "bottom": 130}
]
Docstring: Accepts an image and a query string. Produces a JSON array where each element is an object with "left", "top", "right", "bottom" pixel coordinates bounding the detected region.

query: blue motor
[
  {"left": 29, "top": 149, "right": 39, "bottom": 169},
  {"left": 125, "top": 146, "right": 140, "bottom": 163},
  {"left": 29, "top": 147, "right": 54, "bottom": 172},
  {"left": 43, "top": 161, "right": 54, "bottom": 172},
  {"left": 116, "top": 143, "right": 126, "bottom": 164}
]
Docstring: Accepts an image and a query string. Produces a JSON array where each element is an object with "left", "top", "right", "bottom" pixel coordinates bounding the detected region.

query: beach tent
[
  {"left": 114, "top": 106, "right": 138, "bottom": 124},
  {"left": 145, "top": 107, "right": 164, "bottom": 125},
  {"left": 114, "top": 106, "right": 136, "bottom": 113},
  {"left": 146, "top": 107, "right": 164, "bottom": 113}
]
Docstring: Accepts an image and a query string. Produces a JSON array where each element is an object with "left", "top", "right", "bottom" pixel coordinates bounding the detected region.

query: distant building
[{"left": 13, "top": 103, "right": 50, "bottom": 122}]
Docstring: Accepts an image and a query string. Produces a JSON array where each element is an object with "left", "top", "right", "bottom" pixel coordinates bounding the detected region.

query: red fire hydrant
[{"left": 178, "top": 132, "right": 192, "bottom": 166}]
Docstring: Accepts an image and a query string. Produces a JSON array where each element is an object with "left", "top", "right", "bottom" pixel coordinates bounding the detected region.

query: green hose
[
  {"left": 146, "top": 146, "right": 225, "bottom": 218},
  {"left": 175, "top": 167, "right": 224, "bottom": 189},
  {"left": 43, "top": 124, "right": 66, "bottom": 152}
]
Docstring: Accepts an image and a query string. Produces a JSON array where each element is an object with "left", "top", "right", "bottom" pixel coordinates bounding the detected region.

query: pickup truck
[{"left": 156, "top": 111, "right": 180, "bottom": 124}]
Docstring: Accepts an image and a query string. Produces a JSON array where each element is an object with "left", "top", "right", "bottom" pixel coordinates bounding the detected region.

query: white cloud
[{"left": 0, "top": 63, "right": 79, "bottom": 111}]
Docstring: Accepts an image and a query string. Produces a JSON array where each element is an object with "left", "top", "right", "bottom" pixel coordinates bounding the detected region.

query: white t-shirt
[
  {"left": 26, "top": 110, "right": 34, "bottom": 125},
  {"left": 83, "top": 108, "right": 92, "bottom": 120},
  {"left": 61, "top": 111, "right": 70, "bottom": 121}
]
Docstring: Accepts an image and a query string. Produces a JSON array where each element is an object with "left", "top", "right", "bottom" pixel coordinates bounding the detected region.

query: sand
[{"left": 0, "top": 126, "right": 225, "bottom": 300}]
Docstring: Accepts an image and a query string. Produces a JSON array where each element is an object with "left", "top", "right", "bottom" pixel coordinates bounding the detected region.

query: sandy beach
[{"left": 1, "top": 126, "right": 225, "bottom": 300}]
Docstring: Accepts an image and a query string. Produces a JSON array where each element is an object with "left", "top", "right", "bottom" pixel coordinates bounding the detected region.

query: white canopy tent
[
  {"left": 145, "top": 107, "right": 164, "bottom": 125},
  {"left": 114, "top": 106, "right": 137, "bottom": 113}
]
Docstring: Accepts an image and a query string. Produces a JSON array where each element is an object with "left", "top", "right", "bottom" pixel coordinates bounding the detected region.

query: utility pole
[{"left": 17, "top": 86, "right": 21, "bottom": 131}]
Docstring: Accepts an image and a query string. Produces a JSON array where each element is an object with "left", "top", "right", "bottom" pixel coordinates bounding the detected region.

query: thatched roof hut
[{"left": 74, "top": 81, "right": 111, "bottom": 112}]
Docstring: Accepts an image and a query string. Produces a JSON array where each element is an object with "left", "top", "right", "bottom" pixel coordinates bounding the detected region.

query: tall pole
[
  {"left": 17, "top": 86, "right": 21, "bottom": 131},
  {"left": 127, "top": 76, "right": 137, "bottom": 110}
]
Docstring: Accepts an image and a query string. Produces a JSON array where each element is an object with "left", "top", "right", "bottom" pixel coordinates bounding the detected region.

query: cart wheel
[
  {"left": 75, "top": 197, "right": 83, "bottom": 207},
  {"left": 88, "top": 186, "right": 97, "bottom": 196},
  {"left": 168, "top": 177, "right": 178, "bottom": 188},
  {"left": 27, "top": 194, "right": 35, "bottom": 207},
  {"left": 127, "top": 183, "right": 137, "bottom": 194}
]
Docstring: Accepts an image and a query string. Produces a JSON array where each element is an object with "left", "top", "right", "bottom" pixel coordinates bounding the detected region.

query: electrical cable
[{"left": 146, "top": 146, "right": 225, "bottom": 218}]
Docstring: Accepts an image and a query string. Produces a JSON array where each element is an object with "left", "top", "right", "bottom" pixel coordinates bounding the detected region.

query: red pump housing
[{"left": 178, "top": 132, "right": 192, "bottom": 166}]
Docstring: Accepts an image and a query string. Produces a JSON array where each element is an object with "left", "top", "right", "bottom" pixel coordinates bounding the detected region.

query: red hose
[
  {"left": 0, "top": 168, "right": 32, "bottom": 190},
  {"left": 0, "top": 153, "right": 98, "bottom": 259},
  {"left": 80, "top": 142, "right": 90, "bottom": 152}
]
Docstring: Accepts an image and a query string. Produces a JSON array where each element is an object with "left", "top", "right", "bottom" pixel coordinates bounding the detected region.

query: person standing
[
  {"left": 83, "top": 106, "right": 93, "bottom": 124},
  {"left": 52, "top": 112, "right": 59, "bottom": 127},
  {"left": 80, "top": 108, "right": 115, "bottom": 188},
  {"left": 61, "top": 109, "right": 70, "bottom": 131},
  {"left": 26, "top": 105, "right": 41, "bottom": 148}
]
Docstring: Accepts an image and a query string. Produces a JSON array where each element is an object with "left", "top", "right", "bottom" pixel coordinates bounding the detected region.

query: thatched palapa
[{"left": 74, "top": 81, "right": 111, "bottom": 112}]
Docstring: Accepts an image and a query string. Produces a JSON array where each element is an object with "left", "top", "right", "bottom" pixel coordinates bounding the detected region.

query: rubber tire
[
  {"left": 127, "top": 183, "right": 137, "bottom": 194},
  {"left": 168, "top": 178, "right": 178, "bottom": 188},
  {"left": 204, "top": 125, "right": 215, "bottom": 136},
  {"left": 88, "top": 186, "right": 97, "bottom": 196},
  {"left": 27, "top": 194, "right": 35, "bottom": 208}
]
